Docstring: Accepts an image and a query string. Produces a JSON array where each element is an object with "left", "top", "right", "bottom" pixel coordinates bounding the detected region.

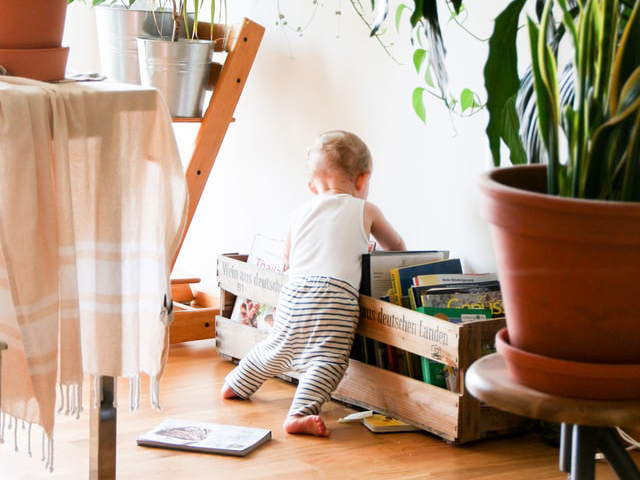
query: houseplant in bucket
[
  {"left": 478, "top": 0, "right": 640, "bottom": 399},
  {"left": 94, "top": 0, "right": 174, "bottom": 84},
  {"left": 136, "top": 0, "right": 227, "bottom": 117}
]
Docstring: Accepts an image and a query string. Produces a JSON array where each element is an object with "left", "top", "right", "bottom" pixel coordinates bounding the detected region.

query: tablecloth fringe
[{"left": 0, "top": 412, "right": 55, "bottom": 472}]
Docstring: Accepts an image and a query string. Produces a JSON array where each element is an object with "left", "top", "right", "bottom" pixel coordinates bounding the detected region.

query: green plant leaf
[
  {"left": 610, "top": 0, "right": 640, "bottom": 113},
  {"left": 460, "top": 88, "right": 474, "bottom": 111},
  {"left": 501, "top": 94, "right": 528, "bottom": 165},
  {"left": 587, "top": 67, "right": 640, "bottom": 199},
  {"left": 528, "top": 14, "right": 560, "bottom": 194},
  {"left": 413, "top": 49, "right": 427, "bottom": 74},
  {"left": 484, "top": 0, "right": 527, "bottom": 167},
  {"left": 450, "top": 0, "right": 463, "bottom": 14},
  {"left": 410, "top": 0, "right": 425, "bottom": 27},
  {"left": 412, "top": 87, "right": 427, "bottom": 123},
  {"left": 594, "top": 0, "right": 618, "bottom": 101},
  {"left": 424, "top": 62, "right": 435, "bottom": 87},
  {"left": 395, "top": 4, "right": 410, "bottom": 32}
]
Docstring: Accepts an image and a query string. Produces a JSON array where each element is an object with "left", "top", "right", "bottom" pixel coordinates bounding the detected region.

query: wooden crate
[{"left": 216, "top": 254, "right": 529, "bottom": 444}]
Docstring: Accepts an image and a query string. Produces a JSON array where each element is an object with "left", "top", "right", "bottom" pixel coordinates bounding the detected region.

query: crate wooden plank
[
  {"left": 215, "top": 315, "right": 269, "bottom": 359},
  {"left": 217, "top": 254, "right": 287, "bottom": 306},
  {"left": 215, "top": 316, "right": 299, "bottom": 382},
  {"left": 358, "top": 295, "right": 462, "bottom": 368},
  {"left": 333, "top": 359, "right": 461, "bottom": 442}
]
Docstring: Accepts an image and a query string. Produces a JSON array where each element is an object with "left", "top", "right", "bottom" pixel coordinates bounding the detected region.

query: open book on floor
[{"left": 136, "top": 418, "right": 272, "bottom": 457}]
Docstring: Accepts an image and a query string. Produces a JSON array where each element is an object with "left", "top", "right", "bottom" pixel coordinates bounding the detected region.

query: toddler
[{"left": 221, "top": 130, "right": 406, "bottom": 436}]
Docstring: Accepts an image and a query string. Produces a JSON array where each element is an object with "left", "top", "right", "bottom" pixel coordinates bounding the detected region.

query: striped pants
[{"left": 224, "top": 276, "right": 359, "bottom": 417}]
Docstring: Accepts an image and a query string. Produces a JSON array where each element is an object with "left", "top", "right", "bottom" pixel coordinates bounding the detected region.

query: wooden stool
[{"left": 466, "top": 353, "right": 640, "bottom": 480}]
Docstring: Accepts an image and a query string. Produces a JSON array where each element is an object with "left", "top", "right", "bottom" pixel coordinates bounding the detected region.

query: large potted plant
[
  {"left": 371, "top": 0, "right": 640, "bottom": 399},
  {"left": 478, "top": 0, "right": 640, "bottom": 400}
]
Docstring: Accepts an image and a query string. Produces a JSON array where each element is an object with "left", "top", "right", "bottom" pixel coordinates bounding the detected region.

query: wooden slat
[
  {"left": 215, "top": 315, "right": 269, "bottom": 359},
  {"left": 215, "top": 316, "right": 298, "bottom": 382},
  {"left": 170, "top": 307, "right": 217, "bottom": 344},
  {"left": 357, "top": 295, "right": 462, "bottom": 367},
  {"left": 216, "top": 254, "right": 287, "bottom": 307},
  {"left": 333, "top": 359, "right": 461, "bottom": 442}
]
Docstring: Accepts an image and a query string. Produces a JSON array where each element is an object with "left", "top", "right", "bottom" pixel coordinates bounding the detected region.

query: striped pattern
[
  {"left": 225, "top": 277, "right": 359, "bottom": 416},
  {"left": 0, "top": 78, "right": 187, "bottom": 467}
]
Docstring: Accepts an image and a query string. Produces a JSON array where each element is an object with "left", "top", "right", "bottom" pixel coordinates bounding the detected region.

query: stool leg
[
  {"left": 596, "top": 427, "right": 640, "bottom": 480},
  {"left": 560, "top": 423, "right": 573, "bottom": 473},
  {"left": 572, "top": 425, "right": 596, "bottom": 480}
]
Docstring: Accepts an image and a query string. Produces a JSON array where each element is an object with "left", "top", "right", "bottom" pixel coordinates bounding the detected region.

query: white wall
[{"left": 64, "top": 1, "right": 507, "bottom": 292}]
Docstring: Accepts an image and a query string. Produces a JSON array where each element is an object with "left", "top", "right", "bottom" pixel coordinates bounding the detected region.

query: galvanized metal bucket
[
  {"left": 137, "top": 37, "right": 213, "bottom": 118},
  {"left": 96, "top": 3, "right": 193, "bottom": 84}
]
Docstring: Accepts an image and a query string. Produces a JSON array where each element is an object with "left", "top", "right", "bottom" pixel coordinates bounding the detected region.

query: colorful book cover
[
  {"left": 417, "top": 306, "right": 492, "bottom": 323},
  {"left": 421, "top": 289, "right": 504, "bottom": 317},
  {"left": 412, "top": 272, "right": 498, "bottom": 287},
  {"left": 230, "top": 234, "right": 285, "bottom": 332},
  {"left": 362, "top": 414, "right": 421, "bottom": 433},
  {"left": 360, "top": 250, "right": 449, "bottom": 299},
  {"left": 389, "top": 258, "right": 463, "bottom": 306}
]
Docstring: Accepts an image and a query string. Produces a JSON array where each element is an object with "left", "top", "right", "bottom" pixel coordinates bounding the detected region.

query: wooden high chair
[{"left": 168, "top": 18, "right": 265, "bottom": 344}]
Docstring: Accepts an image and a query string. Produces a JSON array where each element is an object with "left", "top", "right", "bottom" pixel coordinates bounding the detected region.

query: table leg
[
  {"left": 89, "top": 376, "right": 117, "bottom": 480},
  {"left": 597, "top": 427, "right": 640, "bottom": 480},
  {"left": 559, "top": 423, "right": 573, "bottom": 473},
  {"left": 572, "top": 425, "right": 597, "bottom": 480}
]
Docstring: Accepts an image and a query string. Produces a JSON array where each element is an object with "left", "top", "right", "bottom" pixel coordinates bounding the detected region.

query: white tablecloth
[{"left": 0, "top": 77, "right": 187, "bottom": 467}]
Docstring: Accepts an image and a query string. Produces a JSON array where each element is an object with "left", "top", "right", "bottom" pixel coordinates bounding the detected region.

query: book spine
[{"left": 389, "top": 267, "right": 403, "bottom": 306}]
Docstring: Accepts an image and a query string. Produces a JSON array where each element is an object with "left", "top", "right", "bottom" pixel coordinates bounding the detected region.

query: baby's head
[{"left": 306, "top": 130, "right": 372, "bottom": 180}]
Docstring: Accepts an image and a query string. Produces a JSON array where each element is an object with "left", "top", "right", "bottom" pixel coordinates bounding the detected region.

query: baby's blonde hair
[{"left": 307, "top": 130, "right": 372, "bottom": 178}]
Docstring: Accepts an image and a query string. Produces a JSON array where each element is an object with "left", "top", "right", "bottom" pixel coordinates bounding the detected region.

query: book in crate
[{"left": 229, "top": 234, "right": 285, "bottom": 332}]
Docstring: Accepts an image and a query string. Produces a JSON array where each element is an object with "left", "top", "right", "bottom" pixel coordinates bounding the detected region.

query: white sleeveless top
[{"left": 286, "top": 194, "right": 370, "bottom": 289}]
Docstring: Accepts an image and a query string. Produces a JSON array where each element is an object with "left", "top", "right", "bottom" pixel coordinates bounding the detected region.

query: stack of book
[{"left": 355, "top": 250, "right": 504, "bottom": 392}]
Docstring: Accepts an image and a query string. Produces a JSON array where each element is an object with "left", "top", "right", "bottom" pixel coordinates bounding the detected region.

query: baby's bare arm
[{"left": 364, "top": 202, "right": 406, "bottom": 251}]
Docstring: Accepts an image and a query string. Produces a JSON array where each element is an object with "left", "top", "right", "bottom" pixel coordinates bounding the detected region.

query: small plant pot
[{"left": 136, "top": 36, "right": 214, "bottom": 118}]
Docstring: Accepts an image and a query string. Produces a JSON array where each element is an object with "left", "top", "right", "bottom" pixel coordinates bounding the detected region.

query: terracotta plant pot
[
  {"left": 0, "top": 47, "right": 69, "bottom": 82},
  {"left": 0, "top": 0, "right": 68, "bottom": 49},
  {"left": 479, "top": 164, "right": 640, "bottom": 398},
  {"left": 0, "top": 0, "right": 69, "bottom": 81}
]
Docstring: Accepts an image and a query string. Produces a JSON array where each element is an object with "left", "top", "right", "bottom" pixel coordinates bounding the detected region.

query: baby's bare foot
[
  {"left": 221, "top": 384, "right": 239, "bottom": 399},
  {"left": 283, "top": 415, "right": 330, "bottom": 437}
]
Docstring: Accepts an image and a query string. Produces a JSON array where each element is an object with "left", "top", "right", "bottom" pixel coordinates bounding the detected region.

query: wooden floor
[{"left": 2, "top": 339, "right": 638, "bottom": 479}]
